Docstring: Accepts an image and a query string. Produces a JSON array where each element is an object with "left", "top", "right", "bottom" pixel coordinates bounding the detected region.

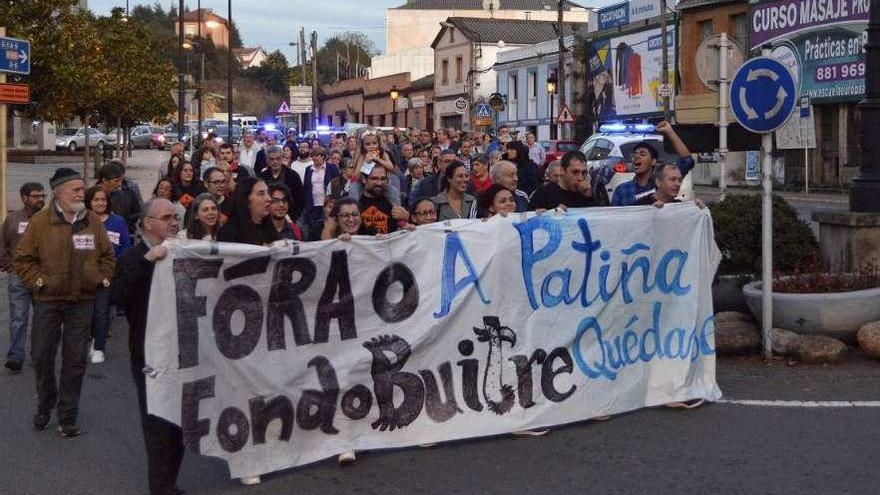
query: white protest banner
[{"left": 145, "top": 204, "right": 722, "bottom": 478}]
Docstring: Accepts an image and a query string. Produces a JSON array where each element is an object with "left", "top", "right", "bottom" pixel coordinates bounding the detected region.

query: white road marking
[{"left": 716, "top": 399, "right": 880, "bottom": 408}]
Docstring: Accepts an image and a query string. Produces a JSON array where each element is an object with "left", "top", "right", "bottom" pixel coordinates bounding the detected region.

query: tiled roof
[
  {"left": 394, "top": 0, "right": 583, "bottom": 10},
  {"left": 432, "top": 17, "right": 584, "bottom": 47}
]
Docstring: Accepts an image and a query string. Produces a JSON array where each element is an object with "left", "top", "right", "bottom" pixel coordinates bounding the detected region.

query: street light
[
  {"left": 547, "top": 72, "right": 558, "bottom": 140},
  {"left": 390, "top": 86, "right": 399, "bottom": 127}
]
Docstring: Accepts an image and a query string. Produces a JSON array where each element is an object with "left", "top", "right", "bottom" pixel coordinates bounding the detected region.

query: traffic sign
[
  {"left": 474, "top": 103, "right": 492, "bottom": 119},
  {"left": 276, "top": 100, "right": 292, "bottom": 115},
  {"left": 0, "top": 83, "right": 29, "bottom": 104},
  {"left": 489, "top": 93, "right": 505, "bottom": 111},
  {"left": 556, "top": 104, "right": 574, "bottom": 124},
  {"left": 729, "top": 56, "right": 797, "bottom": 134},
  {"left": 0, "top": 36, "right": 31, "bottom": 75}
]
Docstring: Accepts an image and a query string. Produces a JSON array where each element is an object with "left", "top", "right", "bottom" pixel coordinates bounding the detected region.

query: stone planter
[
  {"left": 712, "top": 274, "right": 754, "bottom": 313},
  {"left": 742, "top": 278, "right": 880, "bottom": 339}
]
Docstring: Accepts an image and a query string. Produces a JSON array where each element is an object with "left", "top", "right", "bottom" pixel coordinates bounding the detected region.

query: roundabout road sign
[{"left": 730, "top": 56, "right": 797, "bottom": 134}]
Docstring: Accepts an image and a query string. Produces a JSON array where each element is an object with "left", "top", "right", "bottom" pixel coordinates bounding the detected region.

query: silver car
[{"left": 55, "top": 127, "right": 108, "bottom": 152}]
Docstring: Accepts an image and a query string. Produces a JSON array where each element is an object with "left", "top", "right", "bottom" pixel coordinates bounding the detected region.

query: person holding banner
[
  {"left": 638, "top": 163, "right": 706, "bottom": 211},
  {"left": 268, "top": 184, "right": 304, "bottom": 241},
  {"left": 432, "top": 161, "right": 477, "bottom": 221},
  {"left": 321, "top": 197, "right": 374, "bottom": 241},
  {"left": 478, "top": 183, "right": 518, "bottom": 218},
  {"left": 409, "top": 197, "right": 439, "bottom": 226},
  {"left": 217, "top": 177, "right": 280, "bottom": 246},
  {"left": 113, "top": 198, "right": 187, "bottom": 495}
]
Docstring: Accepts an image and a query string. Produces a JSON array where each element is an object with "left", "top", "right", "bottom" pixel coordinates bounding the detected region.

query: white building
[
  {"left": 372, "top": 0, "right": 589, "bottom": 80},
  {"left": 234, "top": 47, "right": 268, "bottom": 70},
  {"left": 432, "top": 16, "right": 583, "bottom": 131}
]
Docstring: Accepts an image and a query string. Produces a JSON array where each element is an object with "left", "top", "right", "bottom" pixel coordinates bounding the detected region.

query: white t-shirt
[
  {"left": 310, "top": 165, "right": 326, "bottom": 208},
  {"left": 291, "top": 159, "right": 312, "bottom": 182}
]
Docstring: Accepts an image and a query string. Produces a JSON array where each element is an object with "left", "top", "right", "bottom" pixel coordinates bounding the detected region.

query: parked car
[
  {"left": 164, "top": 124, "right": 196, "bottom": 150},
  {"left": 55, "top": 127, "right": 108, "bottom": 152},
  {"left": 207, "top": 124, "right": 242, "bottom": 145},
  {"left": 111, "top": 125, "right": 166, "bottom": 149},
  {"left": 538, "top": 140, "right": 579, "bottom": 176},
  {"left": 579, "top": 124, "right": 693, "bottom": 203}
]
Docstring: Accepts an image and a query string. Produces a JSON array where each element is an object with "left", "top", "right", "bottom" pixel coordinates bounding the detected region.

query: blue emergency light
[{"left": 599, "top": 123, "right": 656, "bottom": 134}]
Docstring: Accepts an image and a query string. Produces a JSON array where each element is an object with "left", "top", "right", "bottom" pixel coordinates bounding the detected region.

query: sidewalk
[{"left": 696, "top": 184, "right": 849, "bottom": 206}]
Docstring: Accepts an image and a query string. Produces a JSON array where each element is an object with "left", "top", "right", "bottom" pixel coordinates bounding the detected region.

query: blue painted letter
[{"left": 434, "top": 232, "right": 491, "bottom": 318}]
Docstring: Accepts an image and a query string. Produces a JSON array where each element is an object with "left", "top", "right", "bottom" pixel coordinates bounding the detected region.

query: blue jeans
[
  {"left": 91, "top": 288, "right": 112, "bottom": 351},
  {"left": 6, "top": 273, "right": 32, "bottom": 363}
]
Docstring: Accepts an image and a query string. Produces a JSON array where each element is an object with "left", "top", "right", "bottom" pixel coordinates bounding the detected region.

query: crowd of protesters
[{"left": 0, "top": 120, "right": 701, "bottom": 494}]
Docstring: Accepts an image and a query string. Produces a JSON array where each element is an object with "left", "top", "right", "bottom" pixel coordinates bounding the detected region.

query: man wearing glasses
[
  {"left": 113, "top": 198, "right": 186, "bottom": 495},
  {"left": 1, "top": 182, "right": 46, "bottom": 372},
  {"left": 529, "top": 150, "right": 596, "bottom": 210},
  {"left": 359, "top": 165, "right": 410, "bottom": 235},
  {"left": 14, "top": 168, "right": 116, "bottom": 437},
  {"left": 258, "top": 145, "right": 306, "bottom": 221},
  {"left": 203, "top": 167, "right": 232, "bottom": 224}
]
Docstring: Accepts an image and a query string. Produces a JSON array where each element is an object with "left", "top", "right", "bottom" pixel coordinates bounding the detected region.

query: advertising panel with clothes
[
  {"left": 588, "top": 27, "right": 676, "bottom": 120},
  {"left": 749, "top": 0, "right": 869, "bottom": 103}
]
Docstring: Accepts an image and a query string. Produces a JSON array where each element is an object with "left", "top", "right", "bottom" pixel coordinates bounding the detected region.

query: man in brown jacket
[
  {"left": 13, "top": 168, "right": 116, "bottom": 437},
  {"left": 1, "top": 182, "right": 45, "bottom": 372}
]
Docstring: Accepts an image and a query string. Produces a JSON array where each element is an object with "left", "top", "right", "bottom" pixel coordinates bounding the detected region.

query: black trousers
[
  {"left": 31, "top": 300, "right": 93, "bottom": 425},
  {"left": 132, "top": 361, "right": 185, "bottom": 495}
]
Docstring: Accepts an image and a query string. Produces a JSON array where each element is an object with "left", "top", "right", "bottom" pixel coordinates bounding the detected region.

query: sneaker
[
  {"left": 33, "top": 412, "right": 51, "bottom": 431},
  {"left": 58, "top": 425, "right": 85, "bottom": 438},
  {"left": 239, "top": 476, "right": 261, "bottom": 486},
  {"left": 337, "top": 451, "right": 356, "bottom": 465},
  {"left": 90, "top": 350, "right": 105, "bottom": 364},
  {"left": 4, "top": 359, "right": 22, "bottom": 373},
  {"left": 512, "top": 428, "right": 550, "bottom": 437},
  {"left": 666, "top": 398, "right": 706, "bottom": 410}
]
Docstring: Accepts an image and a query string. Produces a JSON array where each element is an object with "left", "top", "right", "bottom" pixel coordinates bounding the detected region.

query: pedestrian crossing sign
[
  {"left": 276, "top": 101, "right": 292, "bottom": 115},
  {"left": 474, "top": 103, "right": 492, "bottom": 119},
  {"left": 556, "top": 104, "right": 574, "bottom": 124}
]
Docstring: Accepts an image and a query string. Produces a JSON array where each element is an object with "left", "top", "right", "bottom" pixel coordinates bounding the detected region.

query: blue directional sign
[
  {"left": 474, "top": 103, "right": 492, "bottom": 119},
  {"left": 0, "top": 36, "right": 31, "bottom": 75},
  {"left": 730, "top": 57, "right": 797, "bottom": 134}
]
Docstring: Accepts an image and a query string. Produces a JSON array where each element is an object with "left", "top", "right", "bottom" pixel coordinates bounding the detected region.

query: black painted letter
[{"left": 174, "top": 259, "right": 222, "bottom": 369}]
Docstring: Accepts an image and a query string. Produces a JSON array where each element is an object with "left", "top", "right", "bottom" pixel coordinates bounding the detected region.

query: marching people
[
  {"left": 526, "top": 132, "right": 546, "bottom": 167},
  {"left": 192, "top": 145, "right": 217, "bottom": 177},
  {"left": 217, "top": 177, "right": 280, "bottom": 247},
  {"left": 170, "top": 160, "right": 205, "bottom": 211},
  {"left": 640, "top": 162, "right": 706, "bottom": 210},
  {"left": 238, "top": 130, "right": 259, "bottom": 170},
  {"left": 410, "top": 149, "right": 457, "bottom": 202},
  {"left": 152, "top": 177, "right": 185, "bottom": 224},
  {"left": 202, "top": 167, "right": 233, "bottom": 223},
  {"left": 349, "top": 130, "right": 402, "bottom": 204},
  {"left": 544, "top": 160, "right": 563, "bottom": 185},
  {"left": 326, "top": 159, "right": 356, "bottom": 200},
  {"left": 291, "top": 140, "right": 313, "bottom": 181},
  {"left": 98, "top": 161, "right": 142, "bottom": 237},
  {"left": 252, "top": 132, "right": 278, "bottom": 176},
  {"left": 503, "top": 140, "right": 540, "bottom": 196},
  {"left": 302, "top": 146, "right": 339, "bottom": 241},
  {"left": 218, "top": 142, "right": 250, "bottom": 186},
  {"left": 258, "top": 144, "right": 306, "bottom": 222},
  {"left": 402, "top": 157, "right": 426, "bottom": 205},
  {"left": 113, "top": 198, "right": 186, "bottom": 495},
  {"left": 14, "top": 168, "right": 116, "bottom": 437},
  {"left": 432, "top": 161, "right": 477, "bottom": 221},
  {"left": 321, "top": 196, "right": 372, "bottom": 242},
  {"left": 84, "top": 186, "right": 131, "bottom": 364},
  {"left": 357, "top": 165, "right": 409, "bottom": 234},
  {"left": 488, "top": 161, "right": 531, "bottom": 213},
  {"left": 478, "top": 183, "right": 518, "bottom": 218},
  {"left": 269, "top": 184, "right": 304, "bottom": 241},
  {"left": 159, "top": 153, "right": 181, "bottom": 180},
  {"left": 529, "top": 150, "right": 596, "bottom": 211},
  {"left": 1, "top": 182, "right": 46, "bottom": 372},
  {"left": 470, "top": 154, "right": 493, "bottom": 195},
  {"left": 178, "top": 193, "right": 221, "bottom": 241},
  {"left": 611, "top": 121, "right": 694, "bottom": 206},
  {"left": 409, "top": 197, "right": 439, "bottom": 226}
]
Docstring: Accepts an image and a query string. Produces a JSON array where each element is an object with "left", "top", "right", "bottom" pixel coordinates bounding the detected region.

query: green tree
[
  {"left": 95, "top": 9, "right": 176, "bottom": 139},
  {"left": 315, "top": 32, "right": 375, "bottom": 85},
  {"left": 241, "top": 50, "right": 290, "bottom": 95}
]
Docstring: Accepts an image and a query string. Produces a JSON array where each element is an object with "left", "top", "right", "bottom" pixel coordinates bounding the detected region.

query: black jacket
[
  {"left": 111, "top": 242, "right": 154, "bottom": 365},
  {"left": 259, "top": 166, "right": 306, "bottom": 221},
  {"left": 217, "top": 215, "right": 280, "bottom": 245}
]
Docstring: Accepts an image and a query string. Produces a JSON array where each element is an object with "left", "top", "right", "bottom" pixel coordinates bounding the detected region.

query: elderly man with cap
[{"left": 13, "top": 167, "right": 116, "bottom": 437}]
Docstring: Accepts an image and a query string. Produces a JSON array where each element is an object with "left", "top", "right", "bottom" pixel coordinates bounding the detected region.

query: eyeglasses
[
  {"left": 337, "top": 212, "right": 360, "bottom": 219},
  {"left": 270, "top": 197, "right": 288, "bottom": 204},
  {"left": 148, "top": 214, "right": 179, "bottom": 223},
  {"left": 414, "top": 209, "right": 436, "bottom": 217}
]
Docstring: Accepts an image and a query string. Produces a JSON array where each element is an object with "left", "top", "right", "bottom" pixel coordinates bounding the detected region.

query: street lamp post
[
  {"left": 226, "top": 0, "right": 233, "bottom": 146},
  {"left": 547, "top": 73, "right": 558, "bottom": 140},
  {"left": 390, "top": 86, "right": 399, "bottom": 128}
]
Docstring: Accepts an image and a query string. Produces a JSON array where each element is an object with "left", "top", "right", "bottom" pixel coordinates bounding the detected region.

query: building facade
[
  {"left": 432, "top": 17, "right": 582, "bottom": 131},
  {"left": 319, "top": 73, "right": 435, "bottom": 130},
  {"left": 495, "top": 36, "right": 575, "bottom": 141},
  {"left": 372, "top": 0, "right": 589, "bottom": 80},
  {"left": 234, "top": 47, "right": 267, "bottom": 69},
  {"left": 174, "top": 9, "right": 230, "bottom": 48}
]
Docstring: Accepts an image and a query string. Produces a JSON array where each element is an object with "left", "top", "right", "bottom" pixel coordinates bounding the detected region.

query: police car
[{"left": 580, "top": 123, "right": 693, "bottom": 205}]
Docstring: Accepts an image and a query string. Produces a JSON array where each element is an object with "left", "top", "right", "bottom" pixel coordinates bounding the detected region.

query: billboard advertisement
[
  {"left": 588, "top": 27, "right": 676, "bottom": 119},
  {"left": 749, "top": 0, "right": 869, "bottom": 103},
  {"left": 592, "top": 0, "right": 675, "bottom": 32}
]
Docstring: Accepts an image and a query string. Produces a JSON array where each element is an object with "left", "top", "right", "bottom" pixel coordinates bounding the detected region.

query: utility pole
[
  {"left": 336, "top": 51, "right": 340, "bottom": 83},
  {"left": 177, "top": 0, "right": 185, "bottom": 139},
  {"left": 226, "top": 0, "right": 233, "bottom": 145},
  {"left": 660, "top": 0, "right": 670, "bottom": 120},
  {"left": 300, "top": 28, "right": 307, "bottom": 86},
  {"left": 556, "top": 0, "right": 567, "bottom": 140},
  {"left": 311, "top": 30, "right": 319, "bottom": 128},
  {"left": 197, "top": 0, "right": 203, "bottom": 146}
]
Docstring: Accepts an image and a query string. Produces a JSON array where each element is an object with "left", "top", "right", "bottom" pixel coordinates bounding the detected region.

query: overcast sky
[{"left": 87, "top": 0, "right": 400, "bottom": 63}]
